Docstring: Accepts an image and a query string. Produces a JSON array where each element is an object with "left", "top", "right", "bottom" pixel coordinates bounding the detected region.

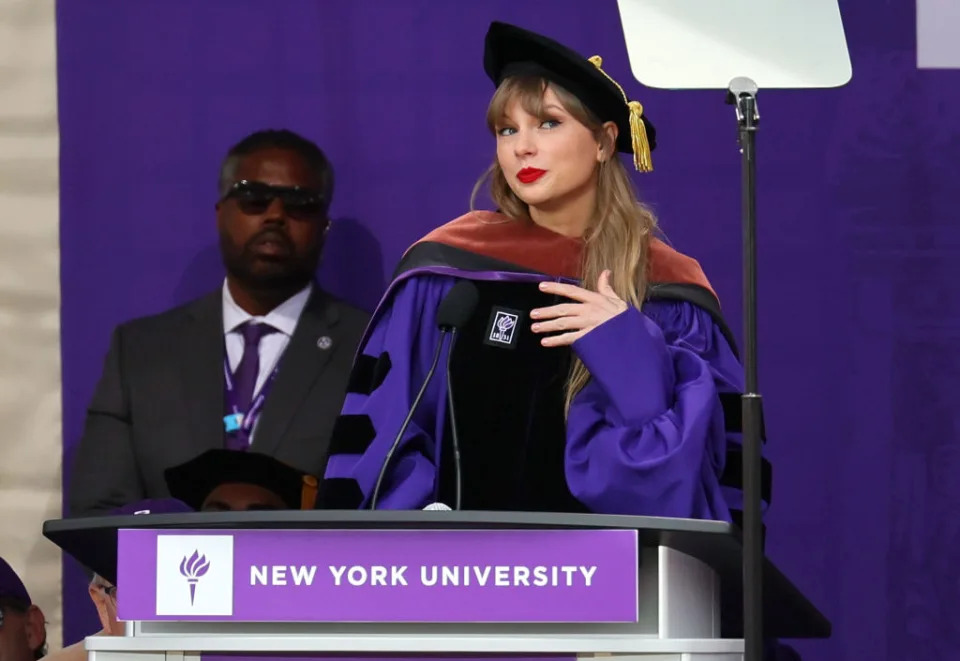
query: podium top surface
[{"left": 44, "top": 510, "right": 829, "bottom": 639}]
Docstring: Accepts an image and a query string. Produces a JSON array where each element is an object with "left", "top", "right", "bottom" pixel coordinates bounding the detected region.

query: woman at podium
[{"left": 319, "top": 21, "right": 759, "bottom": 521}]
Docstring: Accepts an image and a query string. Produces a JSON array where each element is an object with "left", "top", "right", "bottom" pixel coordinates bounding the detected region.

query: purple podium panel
[{"left": 117, "top": 528, "right": 639, "bottom": 623}]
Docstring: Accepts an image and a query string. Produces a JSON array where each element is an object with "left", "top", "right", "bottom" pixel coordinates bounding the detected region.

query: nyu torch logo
[
  {"left": 485, "top": 308, "right": 520, "bottom": 348},
  {"left": 179, "top": 550, "right": 210, "bottom": 605},
  {"left": 156, "top": 535, "right": 232, "bottom": 616}
]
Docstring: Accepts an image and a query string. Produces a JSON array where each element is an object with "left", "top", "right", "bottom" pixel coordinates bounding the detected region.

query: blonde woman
[{"left": 321, "top": 21, "right": 762, "bottom": 522}]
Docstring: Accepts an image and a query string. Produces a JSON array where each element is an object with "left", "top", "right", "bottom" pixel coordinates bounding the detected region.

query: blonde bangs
[
  {"left": 485, "top": 76, "right": 599, "bottom": 133},
  {"left": 486, "top": 76, "right": 547, "bottom": 131}
]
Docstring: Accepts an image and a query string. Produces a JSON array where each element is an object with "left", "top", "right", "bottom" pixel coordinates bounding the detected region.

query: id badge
[{"left": 223, "top": 412, "right": 244, "bottom": 432}]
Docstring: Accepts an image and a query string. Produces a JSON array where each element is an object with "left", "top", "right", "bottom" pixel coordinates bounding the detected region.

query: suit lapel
[
  {"left": 252, "top": 286, "right": 339, "bottom": 455},
  {"left": 178, "top": 292, "right": 226, "bottom": 453}
]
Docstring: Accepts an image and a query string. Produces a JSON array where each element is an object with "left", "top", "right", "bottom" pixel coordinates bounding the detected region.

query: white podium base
[{"left": 86, "top": 632, "right": 743, "bottom": 660}]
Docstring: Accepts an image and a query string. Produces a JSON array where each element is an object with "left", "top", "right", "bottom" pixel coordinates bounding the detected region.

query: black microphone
[
  {"left": 435, "top": 280, "right": 479, "bottom": 331},
  {"left": 369, "top": 280, "right": 479, "bottom": 510},
  {"left": 437, "top": 280, "right": 478, "bottom": 511}
]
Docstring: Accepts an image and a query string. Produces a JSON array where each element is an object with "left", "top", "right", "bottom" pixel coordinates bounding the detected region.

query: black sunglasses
[{"left": 220, "top": 180, "right": 325, "bottom": 220}]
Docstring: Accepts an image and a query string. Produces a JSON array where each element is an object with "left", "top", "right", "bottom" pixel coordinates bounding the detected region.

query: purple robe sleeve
[
  {"left": 565, "top": 300, "right": 751, "bottom": 521},
  {"left": 321, "top": 275, "right": 453, "bottom": 509}
]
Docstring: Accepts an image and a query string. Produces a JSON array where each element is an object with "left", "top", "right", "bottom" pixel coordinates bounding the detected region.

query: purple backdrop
[{"left": 55, "top": 0, "right": 960, "bottom": 658}]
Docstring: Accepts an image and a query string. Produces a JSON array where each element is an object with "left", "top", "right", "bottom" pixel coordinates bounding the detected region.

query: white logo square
[
  {"left": 488, "top": 310, "right": 519, "bottom": 345},
  {"left": 155, "top": 534, "right": 234, "bottom": 616}
]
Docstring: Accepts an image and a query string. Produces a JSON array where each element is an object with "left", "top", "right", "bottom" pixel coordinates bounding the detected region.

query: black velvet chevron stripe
[
  {"left": 719, "top": 446, "right": 773, "bottom": 505},
  {"left": 718, "top": 391, "right": 767, "bottom": 442},
  {"left": 346, "top": 352, "right": 393, "bottom": 395},
  {"left": 328, "top": 414, "right": 377, "bottom": 455},
  {"left": 319, "top": 477, "right": 364, "bottom": 509}
]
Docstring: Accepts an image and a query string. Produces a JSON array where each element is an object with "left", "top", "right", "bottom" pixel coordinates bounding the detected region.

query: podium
[{"left": 43, "top": 511, "right": 829, "bottom": 661}]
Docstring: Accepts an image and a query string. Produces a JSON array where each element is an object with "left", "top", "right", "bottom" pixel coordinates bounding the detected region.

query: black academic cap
[
  {"left": 163, "top": 449, "right": 318, "bottom": 511},
  {"left": 483, "top": 21, "right": 656, "bottom": 172},
  {"left": 0, "top": 557, "right": 31, "bottom": 604}
]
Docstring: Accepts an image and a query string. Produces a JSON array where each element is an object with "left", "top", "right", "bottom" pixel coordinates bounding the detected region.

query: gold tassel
[
  {"left": 588, "top": 55, "right": 653, "bottom": 173},
  {"left": 628, "top": 101, "right": 652, "bottom": 172},
  {"left": 301, "top": 475, "right": 319, "bottom": 510}
]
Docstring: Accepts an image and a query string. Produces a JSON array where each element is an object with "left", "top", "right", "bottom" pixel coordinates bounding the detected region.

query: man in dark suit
[{"left": 68, "top": 129, "right": 370, "bottom": 517}]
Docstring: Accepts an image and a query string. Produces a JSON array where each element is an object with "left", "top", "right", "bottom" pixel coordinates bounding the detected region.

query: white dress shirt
[{"left": 222, "top": 279, "right": 312, "bottom": 398}]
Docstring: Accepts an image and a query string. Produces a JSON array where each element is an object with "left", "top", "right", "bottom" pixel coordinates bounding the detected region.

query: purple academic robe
[{"left": 322, "top": 267, "right": 763, "bottom": 522}]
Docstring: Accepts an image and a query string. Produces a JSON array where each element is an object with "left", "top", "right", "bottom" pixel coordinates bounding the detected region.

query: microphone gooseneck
[
  {"left": 368, "top": 336, "right": 445, "bottom": 510},
  {"left": 436, "top": 280, "right": 478, "bottom": 512},
  {"left": 367, "top": 280, "right": 478, "bottom": 510},
  {"left": 445, "top": 329, "right": 463, "bottom": 510}
]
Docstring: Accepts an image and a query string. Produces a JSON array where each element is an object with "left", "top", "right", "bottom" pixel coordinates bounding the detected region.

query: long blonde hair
[{"left": 470, "top": 76, "right": 660, "bottom": 414}]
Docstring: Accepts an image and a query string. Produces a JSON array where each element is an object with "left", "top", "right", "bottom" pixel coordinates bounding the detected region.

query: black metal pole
[{"left": 727, "top": 76, "right": 763, "bottom": 661}]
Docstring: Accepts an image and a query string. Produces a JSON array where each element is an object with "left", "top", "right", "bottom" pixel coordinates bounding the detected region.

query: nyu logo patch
[
  {"left": 484, "top": 308, "right": 521, "bottom": 348},
  {"left": 156, "top": 535, "right": 234, "bottom": 616}
]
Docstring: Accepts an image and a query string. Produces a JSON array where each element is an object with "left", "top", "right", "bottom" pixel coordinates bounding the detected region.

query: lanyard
[{"left": 222, "top": 357, "right": 280, "bottom": 437}]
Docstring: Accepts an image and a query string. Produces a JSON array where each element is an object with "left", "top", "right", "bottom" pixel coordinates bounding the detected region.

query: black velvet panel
[{"left": 437, "top": 279, "right": 588, "bottom": 513}]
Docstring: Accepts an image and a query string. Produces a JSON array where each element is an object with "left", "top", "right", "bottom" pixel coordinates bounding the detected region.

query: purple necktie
[{"left": 231, "top": 321, "right": 277, "bottom": 421}]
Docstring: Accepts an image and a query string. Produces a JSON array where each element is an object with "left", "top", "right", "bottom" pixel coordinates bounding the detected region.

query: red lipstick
[{"left": 517, "top": 168, "right": 547, "bottom": 184}]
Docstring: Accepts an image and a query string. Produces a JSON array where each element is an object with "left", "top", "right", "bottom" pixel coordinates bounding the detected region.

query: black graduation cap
[
  {"left": 0, "top": 557, "right": 31, "bottom": 604},
  {"left": 164, "top": 449, "right": 318, "bottom": 511},
  {"left": 483, "top": 21, "right": 656, "bottom": 172}
]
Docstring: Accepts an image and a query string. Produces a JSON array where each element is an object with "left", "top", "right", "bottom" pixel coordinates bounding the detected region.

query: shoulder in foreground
[
  {"left": 399, "top": 210, "right": 584, "bottom": 281},
  {"left": 645, "top": 238, "right": 739, "bottom": 357},
  {"left": 647, "top": 237, "right": 717, "bottom": 299},
  {"left": 414, "top": 210, "right": 513, "bottom": 246}
]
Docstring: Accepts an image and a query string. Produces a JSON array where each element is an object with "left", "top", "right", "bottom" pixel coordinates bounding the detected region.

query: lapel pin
[{"left": 317, "top": 336, "right": 333, "bottom": 350}]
